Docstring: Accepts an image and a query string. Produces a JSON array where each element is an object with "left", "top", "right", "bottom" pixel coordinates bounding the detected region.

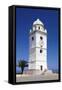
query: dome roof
[{"left": 33, "top": 19, "right": 44, "bottom": 26}]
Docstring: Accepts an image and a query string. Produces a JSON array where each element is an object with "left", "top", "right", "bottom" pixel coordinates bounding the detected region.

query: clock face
[{"left": 39, "top": 40, "right": 44, "bottom": 47}]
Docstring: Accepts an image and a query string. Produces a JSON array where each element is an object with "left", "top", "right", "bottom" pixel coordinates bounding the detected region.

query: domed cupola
[
  {"left": 33, "top": 18, "right": 44, "bottom": 26},
  {"left": 33, "top": 19, "right": 44, "bottom": 31}
]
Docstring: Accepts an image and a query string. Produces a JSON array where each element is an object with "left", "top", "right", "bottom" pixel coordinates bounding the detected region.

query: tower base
[
  {"left": 23, "top": 69, "right": 43, "bottom": 75},
  {"left": 23, "top": 69, "right": 53, "bottom": 75}
]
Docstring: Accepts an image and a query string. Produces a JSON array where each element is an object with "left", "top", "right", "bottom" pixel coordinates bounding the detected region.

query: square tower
[{"left": 29, "top": 19, "right": 47, "bottom": 71}]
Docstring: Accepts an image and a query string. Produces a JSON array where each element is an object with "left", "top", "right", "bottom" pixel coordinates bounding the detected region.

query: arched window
[
  {"left": 40, "top": 36, "right": 43, "bottom": 40},
  {"left": 32, "top": 37, "right": 34, "bottom": 41},
  {"left": 40, "top": 49, "right": 42, "bottom": 53},
  {"left": 40, "top": 65, "right": 43, "bottom": 70},
  {"left": 38, "top": 26, "right": 40, "bottom": 29}
]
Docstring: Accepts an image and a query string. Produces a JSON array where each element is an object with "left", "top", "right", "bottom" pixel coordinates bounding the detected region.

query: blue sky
[{"left": 16, "top": 7, "right": 59, "bottom": 71}]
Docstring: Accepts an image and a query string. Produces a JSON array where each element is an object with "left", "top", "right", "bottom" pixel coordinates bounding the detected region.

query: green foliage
[{"left": 18, "top": 60, "right": 28, "bottom": 74}]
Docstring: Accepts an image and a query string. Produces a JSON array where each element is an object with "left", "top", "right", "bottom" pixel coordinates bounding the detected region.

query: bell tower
[{"left": 29, "top": 19, "right": 47, "bottom": 72}]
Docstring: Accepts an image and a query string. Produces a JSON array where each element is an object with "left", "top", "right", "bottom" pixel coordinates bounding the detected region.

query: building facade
[{"left": 29, "top": 19, "right": 47, "bottom": 71}]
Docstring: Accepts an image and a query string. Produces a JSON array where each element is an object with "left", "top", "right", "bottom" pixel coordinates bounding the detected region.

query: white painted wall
[
  {"left": 35, "top": 30, "right": 47, "bottom": 70},
  {"left": 29, "top": 23, "right": 47, "bottom": 70},
  {"left": 29, "top": 33, "right": 36, "bottom": 69},
  {"left": 29, "top": 33, "right": 36, "bottom": 49},
  {"left": 36, "top": 31, "right": 47, "bottom": 48}
]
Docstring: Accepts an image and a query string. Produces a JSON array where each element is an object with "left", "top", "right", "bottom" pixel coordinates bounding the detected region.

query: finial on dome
[{"left": 37, "top": 18, "right": 40, "bottom": 21}]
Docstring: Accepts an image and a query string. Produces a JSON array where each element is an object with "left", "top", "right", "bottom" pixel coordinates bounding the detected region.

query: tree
[{"left": 18, "top": 60, "right": 28, "bottom": 74}]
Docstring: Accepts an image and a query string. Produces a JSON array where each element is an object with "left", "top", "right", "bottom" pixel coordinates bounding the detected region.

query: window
[
  {"left": 40, "top": 36, "right": 43, "bottom": 40},
  {"left": 38, "top": 26, "right": 40, "bottom": 29},
  {"left": 32, "top": 37, "right": 34, "bottom": 41},
  {"left": 40, "top": 49, "right": 42, "bottom": 53},
  {"left": 41, "top": 45, "right": 42, "bottom": 47},
  {"left": 40, "top": 65, "right": 43, "bottom": 70}
]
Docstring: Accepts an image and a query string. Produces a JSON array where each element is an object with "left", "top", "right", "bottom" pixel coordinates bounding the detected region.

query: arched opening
[
  {"left": 40, "top": 65, "right": 43, "bottom": 70},
  {"left": 40, "top": 36, "right": 43, "bottom": 40},
  {"left": 40, "top": 49, "right": 42, "bottom": 53},
  {"left": 38, "top": 26, "right": 40, "bottom": 30}
]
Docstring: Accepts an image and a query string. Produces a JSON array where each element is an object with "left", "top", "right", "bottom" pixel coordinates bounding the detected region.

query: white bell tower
[{"left": 29, "top": 19, "right": 47, "bottom": 72}]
